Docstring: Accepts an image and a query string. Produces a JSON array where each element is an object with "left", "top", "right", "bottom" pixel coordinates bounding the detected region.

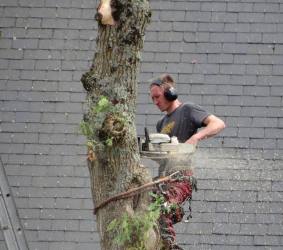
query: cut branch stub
[
  {"left": 81, "top": 71, "right": 97, "bottom": 92},
  {"left": 99, "top": 113, "right": 127, "bottom": 145},
  {"left": 95, "top": 0, "right": 116, "bottom": 26}
]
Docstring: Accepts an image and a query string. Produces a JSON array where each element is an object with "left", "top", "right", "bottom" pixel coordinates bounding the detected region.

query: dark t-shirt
[{"left": 156, "top": 102, "right": 210, "bottom": 142}]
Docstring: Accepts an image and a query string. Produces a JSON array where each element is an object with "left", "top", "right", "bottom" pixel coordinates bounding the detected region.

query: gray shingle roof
[{"left": 0, "top": 0, "right": 282, "bottom": 249}]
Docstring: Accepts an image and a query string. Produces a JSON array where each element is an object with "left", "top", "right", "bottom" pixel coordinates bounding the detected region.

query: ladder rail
[
  {"left": 0, "top": 195, "right": 19, "bottom": 250},
  {"left": 0, "top": 157, "right": 29, "bottom": 250}
]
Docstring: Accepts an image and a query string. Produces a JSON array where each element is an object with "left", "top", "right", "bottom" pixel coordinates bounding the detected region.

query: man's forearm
[
  {"left": 194, "top": 123, "right": 223, "bottom": 140},
  {"left": 186, "top": 117, "right": 225, "bottom": 144}
]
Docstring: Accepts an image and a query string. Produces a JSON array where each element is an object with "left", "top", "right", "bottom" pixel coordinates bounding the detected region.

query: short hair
[{"left": 150, "top": 74, "right": 175, "bottom": 89}]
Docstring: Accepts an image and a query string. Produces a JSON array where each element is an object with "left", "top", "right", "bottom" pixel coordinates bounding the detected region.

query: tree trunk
[{"left": 81, "top": 1, "right": 161, "bottom": 249}]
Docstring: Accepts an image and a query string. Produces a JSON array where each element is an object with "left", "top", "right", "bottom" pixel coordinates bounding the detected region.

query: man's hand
[{"left": 185, "top": 134, "right": 200, "bottom": 145}]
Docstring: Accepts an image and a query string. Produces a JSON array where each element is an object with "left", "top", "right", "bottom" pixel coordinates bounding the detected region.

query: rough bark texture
[{"left": 81, "top": 1, "right": 160, "bottom": 249}]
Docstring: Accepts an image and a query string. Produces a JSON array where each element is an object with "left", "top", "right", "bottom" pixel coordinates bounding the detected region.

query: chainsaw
[{"left": 139, "top": 128, "right": 196, "bottom": 161}]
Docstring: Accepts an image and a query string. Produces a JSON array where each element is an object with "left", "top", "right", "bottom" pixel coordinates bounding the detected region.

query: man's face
[{"left": 150, "top": 85, "right": 171, "bottom": 112}]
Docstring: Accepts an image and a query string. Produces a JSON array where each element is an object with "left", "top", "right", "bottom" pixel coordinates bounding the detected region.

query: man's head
[{"left": 150, "top": 74, "right": 178, "bottom": 112}]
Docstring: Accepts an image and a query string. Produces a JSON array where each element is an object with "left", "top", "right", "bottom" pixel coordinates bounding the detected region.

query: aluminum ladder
[{"left": 0, "top": 157, "right": 29, "bottom": 250}]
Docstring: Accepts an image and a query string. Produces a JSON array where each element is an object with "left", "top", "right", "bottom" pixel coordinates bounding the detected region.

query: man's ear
[{"left": 95, "top": 0, "right": 115, "bottom": 25}]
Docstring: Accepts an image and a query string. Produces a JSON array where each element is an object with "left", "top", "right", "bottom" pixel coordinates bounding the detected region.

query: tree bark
[{"left": 81, "top": 1, "right": 161, "bottom": 249}]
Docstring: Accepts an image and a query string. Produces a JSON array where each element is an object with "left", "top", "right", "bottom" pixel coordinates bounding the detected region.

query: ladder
[{"left": 0, "top": 157, "right": 29, "bottom": 250}]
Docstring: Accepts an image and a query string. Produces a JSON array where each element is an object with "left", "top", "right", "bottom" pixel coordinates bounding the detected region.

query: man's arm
[{"left": 186, "top": 114, "right": 225, "bottom": 145}]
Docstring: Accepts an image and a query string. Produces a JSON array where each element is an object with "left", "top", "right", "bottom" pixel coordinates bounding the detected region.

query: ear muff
[
  {"left": 151, "top": 78, "right": 178, "bottom": 102},
  {"left": 164, "top": 87, "right": 178, "bottom": 101}
]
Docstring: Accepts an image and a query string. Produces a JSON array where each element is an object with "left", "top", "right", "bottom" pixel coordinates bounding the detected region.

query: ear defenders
[{"left": 151, "top": 78, "right": 178, "bottom": 102}]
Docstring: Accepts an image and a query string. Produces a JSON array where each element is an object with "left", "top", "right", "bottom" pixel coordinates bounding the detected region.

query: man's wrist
[
  {"left": 186, "top": 134, "right": 200, "bottom": 145},
  {"left": 193, "top": 133, "right": 202, "bottom": 141}
]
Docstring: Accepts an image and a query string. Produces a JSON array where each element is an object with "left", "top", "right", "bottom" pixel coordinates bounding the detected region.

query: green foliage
[
  {"left": 149, "top": 192, "right": 178, "bottom": 215},
  {"left": 105, "top": 137, "right": 113, "bottom": 147},
  {"left": 92, "top": 95, "right": 111, "bottom": 113},
  {"left": 148, "top": 192, "right": 165, "bottom": 212},
  {"left": 86, "top": 140, "right": 95, "bottom": 148},
  {"left": 80, "top": 120, "right": 92, "bottom": 137},
  {"left": 107, "top": 193, "right": 164, "bottom": 249}
]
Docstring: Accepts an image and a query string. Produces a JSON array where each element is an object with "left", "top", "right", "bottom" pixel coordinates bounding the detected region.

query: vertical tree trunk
[{"left": 81, "top": 1, "right": 161, "bottom": 249}]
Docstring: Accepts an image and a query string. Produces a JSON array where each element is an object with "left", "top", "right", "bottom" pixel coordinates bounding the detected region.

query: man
[{"left": 149, "top": 74, "right": 225, "bottom": 249}]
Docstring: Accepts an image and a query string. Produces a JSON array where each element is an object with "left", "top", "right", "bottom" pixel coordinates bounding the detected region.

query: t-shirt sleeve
[{"left": 186, "top": 103, "right": 210, "bottom": 128}]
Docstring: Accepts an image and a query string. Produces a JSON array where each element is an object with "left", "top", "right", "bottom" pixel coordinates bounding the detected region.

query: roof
[{"left": 0, "top": 0, "right": 282, "bottom": 249}]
